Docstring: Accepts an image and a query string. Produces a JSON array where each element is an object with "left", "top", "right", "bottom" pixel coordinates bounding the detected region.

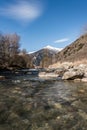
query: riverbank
[{"left": 1, "top": 62, "right": 87, "bottom": 82}]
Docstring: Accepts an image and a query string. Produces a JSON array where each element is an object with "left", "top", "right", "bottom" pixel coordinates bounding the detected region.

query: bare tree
[
  {"left": 0, "top": 33, "right": 20, "bottom": 68},
  {"left": 5, "top": 33, "right": 20, "bottom": 57}
]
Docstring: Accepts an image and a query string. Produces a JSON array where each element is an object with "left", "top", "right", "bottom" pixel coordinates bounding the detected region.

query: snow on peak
[
  {"left": 44, "top": 45, "right": 63, "bottom": 52},
  {"left": 28, "top": 45, "right": 63, "bottom": 54},
  {"left": 28, "top": 51, "right": 35, "bottom": 54}
]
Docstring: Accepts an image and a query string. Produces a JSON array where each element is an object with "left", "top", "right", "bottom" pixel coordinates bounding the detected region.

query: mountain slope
[{"left": 56, "top": 34, "right": 87, "bottom": 62}]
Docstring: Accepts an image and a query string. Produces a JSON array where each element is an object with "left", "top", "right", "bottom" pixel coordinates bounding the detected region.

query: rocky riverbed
[
  {"left": 0, "top": 75, "right": 87, "bottom": 130},
  {"left": 39, "top": 63, "right": 87, "bottom": 82}
]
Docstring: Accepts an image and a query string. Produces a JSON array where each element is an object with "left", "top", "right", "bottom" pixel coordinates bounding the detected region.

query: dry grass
[
  {"left": 54, "top": 34, "right": 87, "bottom": 66},
  {"left": 49, "top": 59, "right": 87, "bottom": 69}
]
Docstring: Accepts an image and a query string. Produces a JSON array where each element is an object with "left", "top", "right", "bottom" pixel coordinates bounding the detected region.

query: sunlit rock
[
  {"left": 39, "top": 72, "right": 59, "bottom": 78},
  {"left": 81, "top": 78, "right": 87, "bottom": 82},
  {"left": 74, "top": 78, "right": 81, "bottom": 82},
  {"left": 62, "top": 70, "right": 84, "bottom": 80},
  {"left": 78, "top": 89, "right": 85, "bottom": 93},
  {"left": 54, "top": 103, "right": 62, "bottom": 109}
]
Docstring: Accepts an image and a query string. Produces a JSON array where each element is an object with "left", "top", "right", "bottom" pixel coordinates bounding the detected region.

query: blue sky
[{"left": 0, "top": 0, "right": 87, "bottom": 52}]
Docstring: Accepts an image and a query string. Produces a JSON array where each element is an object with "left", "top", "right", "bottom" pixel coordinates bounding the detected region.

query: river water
[{"left": 0, "top": 75, "right": 87, "bottom": 130}]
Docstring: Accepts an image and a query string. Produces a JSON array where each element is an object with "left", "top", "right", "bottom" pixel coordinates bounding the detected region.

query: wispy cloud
[
  {"left": 54, "top": 38, "right": 69, "bottom": 43},
  {"left": 0, "top": 0, "right": 43, "bottom": 22}
]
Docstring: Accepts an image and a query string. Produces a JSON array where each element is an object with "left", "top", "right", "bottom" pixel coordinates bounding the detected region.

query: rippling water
[{"left": 0, "top": 75, "right": 87, "bottom": 130}]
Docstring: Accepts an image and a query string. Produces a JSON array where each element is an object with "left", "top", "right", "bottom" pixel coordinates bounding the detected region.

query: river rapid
[{"left": 0, "top": 75, "right": 87, "bottom": 130}]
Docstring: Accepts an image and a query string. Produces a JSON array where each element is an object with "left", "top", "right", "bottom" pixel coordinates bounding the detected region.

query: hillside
[{"left": 56, "top": 34, "right": 87, "bottom": 63}]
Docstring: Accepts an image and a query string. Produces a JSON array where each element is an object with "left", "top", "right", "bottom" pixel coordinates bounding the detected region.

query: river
[{"left": 0, "top": 75, "right": 87, "bottom": 130}]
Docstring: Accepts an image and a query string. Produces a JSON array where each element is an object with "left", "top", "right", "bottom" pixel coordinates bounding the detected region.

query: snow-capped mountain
[
  {"left": 29, "top": 45, "right": 62, "bottom": 54},
  {"left": 44, "top": 45, "right": 63, "bottom": 52},
  {"left": 28, "top": 51, "right": 36, "bottom": 54},
  {"left": 28, "top": 45, "right": 63, "bottom": 68}
]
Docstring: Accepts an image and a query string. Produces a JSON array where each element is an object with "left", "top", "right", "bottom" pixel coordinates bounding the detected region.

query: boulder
[{"left": 62, "top": 70, "right": 84, "bottom": 80}]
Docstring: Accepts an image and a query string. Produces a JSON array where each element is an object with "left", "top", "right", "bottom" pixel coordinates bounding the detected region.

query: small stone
[
  {"left": 15, "top": 87, "right": 21, "bottom": 90},
  {"left": 22, "top": 119, "right": 29, "bottom": 124},
  {"left": 57, "top": 116, "right": 60, "bottom": 119},
  {"left": 13, "top": 80, "right": 21, "bottom": 83},
  {"left": 45, "top": 123, "right": 49, "bottom": 127},
  {"left": 54, "top": 103, "right": 62, "bottom": 109},
  {"left": 78, "top": 89, "right": 85, "bottom": 93},
  {"left": 12, "top": 90, "right": 22, "bottom": 94}
]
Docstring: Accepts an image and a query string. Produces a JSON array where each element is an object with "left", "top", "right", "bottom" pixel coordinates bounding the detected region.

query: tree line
[{"left": 0, "top": 33, "right": 33, "bottom": 69}]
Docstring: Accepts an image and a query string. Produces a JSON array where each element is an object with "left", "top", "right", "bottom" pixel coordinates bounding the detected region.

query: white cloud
[
  {"left": 54, "top": 38, "right": 69, "bottom": 43},
  {"left": 0, "top": 0, "right": 43, "bottom": 22}
]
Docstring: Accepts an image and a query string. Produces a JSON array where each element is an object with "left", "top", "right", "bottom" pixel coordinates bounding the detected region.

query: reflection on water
[{"left": 0, "top": 76, "right": 87, "bottom": 130}]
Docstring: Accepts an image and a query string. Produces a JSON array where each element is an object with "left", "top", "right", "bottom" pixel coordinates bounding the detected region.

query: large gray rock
[{"left": 62, "top": 70, "right": 84, "bottom": 80}]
